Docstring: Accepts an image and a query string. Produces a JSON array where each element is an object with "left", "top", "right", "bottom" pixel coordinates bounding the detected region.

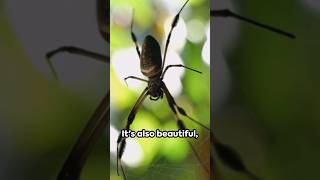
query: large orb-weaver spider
[{"left": 115, "top": 0, "right": 210, "bottom": 179}]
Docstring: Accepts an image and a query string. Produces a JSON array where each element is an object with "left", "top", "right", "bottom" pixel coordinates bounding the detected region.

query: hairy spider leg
[
  {"left": 123, "top": 12, "right": 150, "bottom": 87},
  {"left": 116, "top": 87, "right": 149, "bottom": 180},
  {"left": 161, "top": 82, "right": 210, "bottom": 174},
  {"left": 162, "top": 0, "right": 189, "bottom": 70}
]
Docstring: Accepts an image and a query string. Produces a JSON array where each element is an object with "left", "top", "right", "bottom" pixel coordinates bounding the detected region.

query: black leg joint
[
  {"left": 177, "top": 120, "right": 186, "bottom": 130},
  {"left": 177, "top": 106, "right": 187, "bottom": 116},
  {"left": 127, "top": 114, "right": 136, "bottom": 128}
]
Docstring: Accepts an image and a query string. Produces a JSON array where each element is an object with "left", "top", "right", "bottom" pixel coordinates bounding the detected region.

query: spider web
[{"left": 111, "top": 133, "right": 211, "bottom": 180}]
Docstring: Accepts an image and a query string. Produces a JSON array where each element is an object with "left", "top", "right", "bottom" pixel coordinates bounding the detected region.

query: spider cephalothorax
[{"left": 147, "top": 78, "right": 164, "bottom": 100}]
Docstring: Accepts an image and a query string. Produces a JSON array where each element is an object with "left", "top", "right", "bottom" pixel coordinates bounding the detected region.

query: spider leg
[
  {"left": 124, "top": 76, "right": 148, "bottom": 86},
  {"left": 161, "top": 64, "right": 202, "bottom": 79},
  {"left": 162, "top": 83, "right": 210, "bottom": 131},
  {"left": 211, "top": 9, "right": 295, "bottom": 38},
  {"left": 116, "top": 87, "right": 149, "bottom": 178},
  {"left": 119, "top": 159, "right": 127, "bottom": 180},
  {"left": 97, "top": 0, "right": 110, "bottom": 42},
  {"left": 46, "top": 46, "right": 108, "bottom": 62},
  {"left": 46, "top": 46, "right": 108, "bottom": 79},
  {"left": 163, "top": 85, "right": 258, "bottom": 178},
  {"left": 161, "top": 0, "right": 189, "bottom": 70},
  {"left": 212, "top": 134, "right": 261, "bottom": 180},
  {"left": 130, "top": 10, "right": 141, "bottom": 57},
  {"left": 161, "top": 82, "right": 210, "bottom": 174},
  {"left": 58, "top": 92, "right": 110, "bottom": 180}
]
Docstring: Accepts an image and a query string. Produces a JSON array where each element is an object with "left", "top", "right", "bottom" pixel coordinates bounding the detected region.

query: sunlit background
[{"left": 110, "top": 0, "right": 210, "bottom": 179}]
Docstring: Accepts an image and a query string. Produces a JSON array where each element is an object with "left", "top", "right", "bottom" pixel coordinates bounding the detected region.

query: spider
[
  {"left": 45, "top": 0, "right": 110, "bottom": 179},
  {"left": 115, "top": 0, "right": 211, "bottom": 179}
]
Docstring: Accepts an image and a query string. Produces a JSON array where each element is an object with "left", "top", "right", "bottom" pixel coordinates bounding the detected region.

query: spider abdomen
[{"left": 140, "top": 35, "right": 162, "bottom": 78}]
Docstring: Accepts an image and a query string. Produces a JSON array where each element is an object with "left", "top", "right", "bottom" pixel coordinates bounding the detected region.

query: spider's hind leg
[
  {"left": 116, "top": 87, "right": 149, "bottom": 179},
  {"left": 162, "top": 82, "right": 210, "bottom": 131},
  {"left": 161, "top": 82, "right": 210, "bottom": 174},
  {"left": 116, "top": 133, "right": 127, "bottom": 177}
]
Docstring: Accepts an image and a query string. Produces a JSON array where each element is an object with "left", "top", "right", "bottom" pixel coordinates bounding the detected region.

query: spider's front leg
[
  {"left": 46, "top": 46, "right": 108, "bottom": 62},
  {"left": 130, "top": 10, "right": 141, "bottom": 58},
  {"left": 46, "top": 46, "right": 109, "bottom": 79},
  {"left": 124, "top": 76, "right": 148, "bottom": 86},
  {"left": 116, "top": 87, "right": 149, "bottom": 179}
]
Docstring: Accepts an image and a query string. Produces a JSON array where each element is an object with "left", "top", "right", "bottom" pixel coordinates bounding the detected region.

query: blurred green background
[
  {"left": 213, "top": 0, "right": 320, "bottom": 180},
  {"left": 0, "top": 0, "right": 108, "bottom": 179},
  {"left": 110, "top": 0, "right": 210, "bottom": 180}
]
